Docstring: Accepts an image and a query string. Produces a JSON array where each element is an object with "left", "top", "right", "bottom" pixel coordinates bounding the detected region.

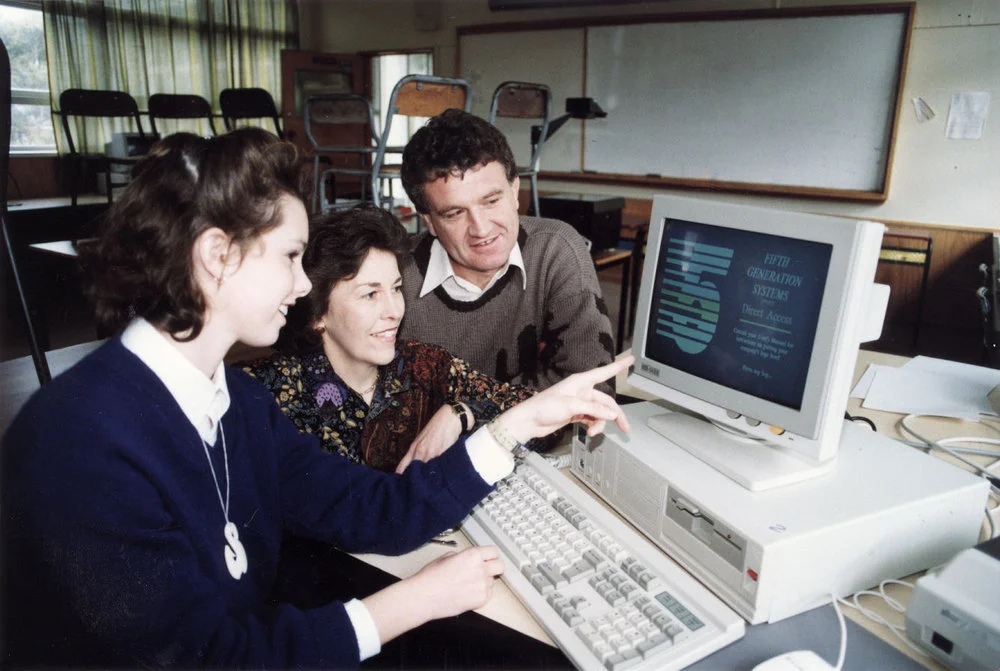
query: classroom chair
[
  {"left": 219, "top": 87, "right": 283, "bottom": 138},
  {"left": 148, "top": 93, "right": 218, "bottom": 137},
  {"left": 488, "top": 81, "right": 552, "bottom": 217},
  {"left": 56, "top": 88, "right": 147, "bottom": 206},
  {"left": 304, "top": 94, "right": 380, "bottom": 213},
  {"left": 371, "top": 75, "right": 471, "bottom": 212}
]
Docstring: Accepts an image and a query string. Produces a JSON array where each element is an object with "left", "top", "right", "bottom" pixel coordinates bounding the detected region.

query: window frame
[{"left": 3, "top": 0, "right": 57, "bottom": 157}]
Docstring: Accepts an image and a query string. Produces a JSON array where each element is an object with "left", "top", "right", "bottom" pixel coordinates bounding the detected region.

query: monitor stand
[{"left": 647, "top": 411, "right": 836, "bottom": 492}]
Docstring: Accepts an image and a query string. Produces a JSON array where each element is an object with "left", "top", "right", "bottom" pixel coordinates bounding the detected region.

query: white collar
[
  {"left": 121, "top": 318, "right": 230, "bottom": 445},
  {"left": 419, "top": 238, "right": 526, "bottom": 300}
]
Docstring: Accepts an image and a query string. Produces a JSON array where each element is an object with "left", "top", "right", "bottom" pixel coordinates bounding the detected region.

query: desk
[
  {"left": 7, "top": 240, "right": 92, "bottom": 384},
  {"left": 591, "top": 247, "right": 632, "bottom": 353},
  {"left": 539, "top": 193, "right": 625, "bottom": 253},
  {"left": 0, "top": 339, "right": 104, "bottom": 433},
  {"left": 355, "top": 349, "right": 997, "bottom": 670},
  {"left": 4, "top": 198, "right": 105, "bottom": 385},
  {"left": 620, "top": 218, "right": 648, "bottom": 340},
  {"left": 30, "top": 239, "right": 84, "bottom": 258}
]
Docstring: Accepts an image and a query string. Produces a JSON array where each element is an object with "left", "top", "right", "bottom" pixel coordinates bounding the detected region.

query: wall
[
  {"left": 6, "top": 157, "right": 62, "bottom": 200},
  {"left": 299, "top": 0, "right": 999, "bottom": 232}
]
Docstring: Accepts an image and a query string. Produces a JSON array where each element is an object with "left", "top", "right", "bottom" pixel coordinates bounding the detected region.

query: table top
[
  {"left": 8, "top": 195, "right": 108, "bottom": 211},
  {"left": 29, "top": 240, "right": 84, "bottom": 258},
  {"left": 591, "top": 248, "right": 631, "bottom": 265}
]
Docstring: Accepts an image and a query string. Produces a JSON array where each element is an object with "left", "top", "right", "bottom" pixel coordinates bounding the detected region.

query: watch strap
[
  {"left": 486, "top": 418, "right": 528, "bottom": 459},
  {"left": 451, "top": 402, "right": 472, "bottom": 433}
]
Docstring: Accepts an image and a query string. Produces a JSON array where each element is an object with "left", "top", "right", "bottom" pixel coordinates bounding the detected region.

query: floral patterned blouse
[{"left": 240, "top": 340, "right": 535, "bottom": 473}]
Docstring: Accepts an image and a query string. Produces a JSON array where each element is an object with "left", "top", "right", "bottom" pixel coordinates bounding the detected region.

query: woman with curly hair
[{"left": 241, "top": 204, "right": 542, "bottom": 474}]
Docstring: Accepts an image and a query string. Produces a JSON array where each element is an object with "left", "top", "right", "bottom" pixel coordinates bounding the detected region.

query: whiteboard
[{"left": 457, "top": 6, "right": 912, "bottom": 201}]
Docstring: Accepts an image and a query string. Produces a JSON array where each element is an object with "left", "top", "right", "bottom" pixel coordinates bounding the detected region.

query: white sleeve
[
  {"left": 343, "top": 598, "right": 382, "bottom": 661},
  {"left": 464, "top": 425, "right": 515, "bottom": 485}
]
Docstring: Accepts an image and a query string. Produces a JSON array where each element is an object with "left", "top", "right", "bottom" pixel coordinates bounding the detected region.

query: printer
[{"left": 905, "top": 536, "right": 1000, "bottom": 671}]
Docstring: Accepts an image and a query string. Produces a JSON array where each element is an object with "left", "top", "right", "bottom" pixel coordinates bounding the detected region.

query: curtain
[{"left": 43, "top": 0, "right": 298, "bottom": 153}]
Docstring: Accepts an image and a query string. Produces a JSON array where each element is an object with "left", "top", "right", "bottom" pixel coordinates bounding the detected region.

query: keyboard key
[
  {"left": 605, "top": 648, "right": 642, "bottom": 670},
  {"left": 637, "top": 633, "right": 671, "bottom": 658},
  {"left": 538, "top": 561, "right": 568, "bottom": 588}
]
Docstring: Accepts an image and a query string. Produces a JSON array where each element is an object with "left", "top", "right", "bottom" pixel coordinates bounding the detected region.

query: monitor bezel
[{"left": 629, "top": 195, "right": 884, "bottom": 466}]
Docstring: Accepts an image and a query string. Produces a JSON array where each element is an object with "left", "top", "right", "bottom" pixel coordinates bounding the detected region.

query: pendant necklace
[{"left": 200, "top": 424, "right": 248, "bottom": 580}]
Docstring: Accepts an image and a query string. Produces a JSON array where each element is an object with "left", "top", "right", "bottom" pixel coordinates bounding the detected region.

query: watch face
[{"left": 452, "top": 403, "right": 470, "bottom": 432}]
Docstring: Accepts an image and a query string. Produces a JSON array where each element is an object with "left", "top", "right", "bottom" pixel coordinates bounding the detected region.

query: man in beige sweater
[{"left": 399, "top": 109, "right": 615, "bottom": 394}]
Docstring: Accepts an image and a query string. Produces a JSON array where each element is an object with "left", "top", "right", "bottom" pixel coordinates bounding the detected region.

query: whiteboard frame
[{"left": 457, "top": 3, "right": 915, "bottom": 203}]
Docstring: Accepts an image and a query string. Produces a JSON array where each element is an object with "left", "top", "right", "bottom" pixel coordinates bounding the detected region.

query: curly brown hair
[
  {"left": 276, "top": 204, "right": 411, "bottom": 353},
  {"left": 80, "top": 128, "right": 307, "bottom": 340},
  {"left": 400, "top": 109, "right": 517, "bottom": 214}
]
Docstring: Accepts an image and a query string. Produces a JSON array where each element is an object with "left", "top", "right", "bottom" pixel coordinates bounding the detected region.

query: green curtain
[{"left": 43, "top": 0, "right": 298, "bottom": 153}]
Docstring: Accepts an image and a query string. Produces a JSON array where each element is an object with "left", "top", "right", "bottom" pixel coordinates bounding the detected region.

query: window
[
  {"left": 371, "top": 51, "right": 433, "bottom": 208},
  {"left": 1, "top": 1, "right": 56, "bottom": 155},
  {"left": 371, "top": 52, "right": 433, "bottom": 148}
]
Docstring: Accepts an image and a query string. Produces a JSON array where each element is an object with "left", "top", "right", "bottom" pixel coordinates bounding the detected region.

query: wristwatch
[{"left": 450, "top": 402, "right": 472, "bottom": 433}]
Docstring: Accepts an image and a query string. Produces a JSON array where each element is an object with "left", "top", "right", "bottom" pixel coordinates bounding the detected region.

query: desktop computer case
[{"left": 571, "top": 401, "right": 990, "bottom": 625}]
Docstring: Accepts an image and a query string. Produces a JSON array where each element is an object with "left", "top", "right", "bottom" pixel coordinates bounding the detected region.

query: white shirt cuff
[
  {"left": 465, "top": 426, "right": 515, "bottom": 485},
  {"left": 344, "top": 598, "right": 381, "bottom": 661}
]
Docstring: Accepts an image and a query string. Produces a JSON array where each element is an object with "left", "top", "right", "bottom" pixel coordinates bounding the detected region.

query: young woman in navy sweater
[{"left": 1, "top": 128, "right": 631, "bottom": 669}]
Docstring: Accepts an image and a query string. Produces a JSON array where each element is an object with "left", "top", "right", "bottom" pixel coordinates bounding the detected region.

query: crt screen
[{"left": 644, "top": 218, "right": 833, "bottom": 410}]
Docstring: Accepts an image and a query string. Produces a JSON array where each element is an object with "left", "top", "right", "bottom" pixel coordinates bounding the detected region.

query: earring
[
  {"left": 313, "top": 324, "right": 325, "bottom": 334},
  {"left": 212, "top": 254, "right": 229, "bottom": 289}
]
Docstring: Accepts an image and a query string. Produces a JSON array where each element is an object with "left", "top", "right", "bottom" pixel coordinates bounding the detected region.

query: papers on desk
[{"left": 851, "top": 355, "right": 1000, "bottom": 420}]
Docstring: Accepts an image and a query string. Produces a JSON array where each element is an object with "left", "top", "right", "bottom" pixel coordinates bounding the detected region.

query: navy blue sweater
[{"left": 1, "top": 338, "right": 493, "bottom": 668}]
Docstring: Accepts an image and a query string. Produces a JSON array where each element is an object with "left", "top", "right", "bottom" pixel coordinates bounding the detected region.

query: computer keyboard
[{"left": 462, "top": 452, "right": 745, "bottom": 671}]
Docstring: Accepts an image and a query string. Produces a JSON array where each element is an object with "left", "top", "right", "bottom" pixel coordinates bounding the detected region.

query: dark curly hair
[
  {"left": 400, "top": 109, "right": 516, "bottom": 214},
  {"left": 276, "top": 204, "right": 411, "bottom": 353},
  {"left": 79, "top": 128, "right": 307, "bottom": 340}
]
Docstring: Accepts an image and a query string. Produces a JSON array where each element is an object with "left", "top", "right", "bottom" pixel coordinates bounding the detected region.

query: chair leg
[
  {"left": 2, "top": 217, "right": 52, "bottom": 384},
  {"left": 70, "top": 156, "right": 80, "bottom": 208},
  {"left": 530, "top": 174, "right": 540, "bottom": 218},
  {"left": 104, "top": 164, "right": 113, "bottom": 206},
  {"left": 371, "top": 174, "right": 382, "bottom": 209},
  {"left": 617, "top": 256, "right": 630, "bottom": 353},
  {"left": 628, "top": 227, "right": 647, "bottom": 339}
]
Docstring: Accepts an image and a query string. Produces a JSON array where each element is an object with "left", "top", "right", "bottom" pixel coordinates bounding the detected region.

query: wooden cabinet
[{"left": 280, "top": 49, "right": 369, "bottom": 188}]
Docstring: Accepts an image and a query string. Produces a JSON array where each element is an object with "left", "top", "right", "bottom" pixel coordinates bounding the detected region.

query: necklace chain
[
  {"left": 200, "top": 423, "right": 249, "bottom": 581},
  {"left": 200, "top": 424, "right": 230, "bottom": 523}
]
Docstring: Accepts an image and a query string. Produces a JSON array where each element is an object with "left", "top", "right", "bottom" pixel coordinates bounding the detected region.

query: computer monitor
[
  {"left": 628, "top": 195, "right": 886, "bottom": 491},
  {"left": 105, "top": 132, "right": 159, "bottom": 170}
]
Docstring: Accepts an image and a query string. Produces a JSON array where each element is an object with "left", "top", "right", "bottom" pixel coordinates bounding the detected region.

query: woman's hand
[
  {"left": 494, "top": 356, "right": 633, "bottom": 445},
  {"left": 396, "top": 404, "right": 463, "bottom": 474},
  {"left": 406, "top": 546, "right": 504, "bottom": 617},
  {"left": 362, "top": 546, "right": 504, "bottom": 643}
]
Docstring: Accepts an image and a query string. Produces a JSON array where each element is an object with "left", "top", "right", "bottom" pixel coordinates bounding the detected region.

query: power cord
[
  {"left": 828, "top": 593, "right": 847, "bottom": 671},
  {"left": 844, "top": 411, "right": 877, "bottom": 432},
  {"left": 897, "top": 414, "right": 1000, "bottom": 492},
  {"left": 837, "top": 580, "right": 931, "bottom": 660},
  {"left": 897, "top": 414, "right": 1000, "bottom": 539}
]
